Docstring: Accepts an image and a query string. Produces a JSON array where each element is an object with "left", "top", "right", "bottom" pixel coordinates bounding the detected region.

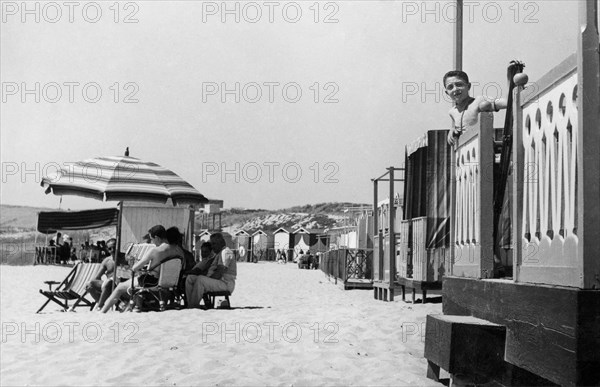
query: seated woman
[
  {"left": 186, "top": 233, "right": 236, "bottom": 309},
  {"left": 100, "top": 225, "right": 184, "bottom": 313}
]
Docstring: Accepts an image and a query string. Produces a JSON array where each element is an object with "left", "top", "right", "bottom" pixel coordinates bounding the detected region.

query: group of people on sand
[
  {"left": 85, "top": 225, "right": 236, "bottom": 312},
  {"left": 41, "top": 232, "right": 76, "bottom": 264}
]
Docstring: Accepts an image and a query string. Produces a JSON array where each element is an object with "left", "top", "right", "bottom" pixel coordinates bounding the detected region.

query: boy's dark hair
[
  {"left": 443, "top": 70, "right": 470, "bottom": 86},
  {"left": 200, "top": 242, "right": 212, "bottom": 251},
  {"left": 148, "top": 225, "right": 167, "bottom": 239},
  {"left": 166, "top": 226, "right": 182, "bottom": 245},
  {"left": 209, "top": 233, "right": 227, "bottom": 251}
]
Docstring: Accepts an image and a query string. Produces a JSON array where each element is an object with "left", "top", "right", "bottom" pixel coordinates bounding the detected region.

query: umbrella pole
[{"left": 113, "top": 202, "right": 123, "bottom": 295}]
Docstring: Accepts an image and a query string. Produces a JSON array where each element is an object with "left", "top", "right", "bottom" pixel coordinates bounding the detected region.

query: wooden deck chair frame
[
  {"left": 37, "top": 262, "right": 103, "bottom": 313},
  {"left": 128, "top": 255, "right": 183, "bottom": 312},
  {"left": 203, "top": 291, "right": 231, "bottom": 309}
]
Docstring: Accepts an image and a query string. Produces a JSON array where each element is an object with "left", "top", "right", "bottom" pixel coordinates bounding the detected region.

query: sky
[{"left": 0, "top": 0, "right": 580, "bottom": 211}]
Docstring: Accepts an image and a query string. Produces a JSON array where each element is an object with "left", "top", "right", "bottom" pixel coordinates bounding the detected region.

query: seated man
[
  {"left": 86, "top": 238, "right": 120, "bottom": 310},
  {"left": 186, "top": 233, "right": 236, "bottom": 309},
  {"left": 100, "top": 225, "right": 184, "bottom": 313}
]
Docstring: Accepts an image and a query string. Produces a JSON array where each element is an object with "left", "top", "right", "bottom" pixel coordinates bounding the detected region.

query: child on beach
[{"left": 444, "top": 70, "right": 507, "bottom": 146}]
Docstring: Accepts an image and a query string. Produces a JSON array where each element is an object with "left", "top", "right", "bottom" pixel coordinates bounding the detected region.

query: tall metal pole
[{"left": 454, "top": 0, "right": 463, "bottom": 70}]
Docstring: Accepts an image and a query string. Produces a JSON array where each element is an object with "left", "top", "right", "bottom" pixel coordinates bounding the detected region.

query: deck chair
[
  {"left": 37, "top": 262, "right": 103, "bottom": 313},
  {"left": 128, "top": 255, "right": 183, "bottom": 312},
  {"left": 125, "top": 243, "right": 156, "bottom": 265}
]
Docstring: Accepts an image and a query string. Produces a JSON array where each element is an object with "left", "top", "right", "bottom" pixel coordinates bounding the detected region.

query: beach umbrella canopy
[{"left": 41, "top": 154, "right": 208, "bottom": 206}]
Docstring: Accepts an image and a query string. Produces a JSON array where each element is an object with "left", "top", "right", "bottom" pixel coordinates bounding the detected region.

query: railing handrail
[{"left": 521, "top": 54, "right": 577, "bottom": 106}]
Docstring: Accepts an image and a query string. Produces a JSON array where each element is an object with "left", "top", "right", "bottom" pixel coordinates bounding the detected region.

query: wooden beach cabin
[
  {"left": 273, "top": 227, "right": 294, "bottom": 261},
  {"left": 371, "top": 169, "right": 405, "bottom": 301},
  {"left": 320, "top": 207, "right": 374, "bottom": 290},
  {"left": 250, "top": 229, "right": 274, "bottom": 261},
  {"left": 397, "top": 130, "right": 452, "bottom": 303},
  {"left": 196, "top": 199, "right": 223, "bottom": 230},
  {"left": 196, "top": 229, "right": 233, "bottom": 248},
  {"left": 233, "top": 229, "right": 252, "bottom": 261},
  {"left": 425, "top": 4, "right": 600, "bottom": 385}
]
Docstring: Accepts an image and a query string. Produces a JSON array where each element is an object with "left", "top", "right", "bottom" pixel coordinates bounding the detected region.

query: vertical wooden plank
[
  {"left": 113, "top": 201, "right": 123, "bottom": 291},
  {"left": 389, "top": 168, "right": 396, "bottom": 284},
  {"left": 450, "top": 140, "right": 456, "bottom": 277},
  {"left": 373, "top": 178, "right": 380, "bottom": 281},
  {"left": 578, "top": 0, "right": 600, "bottom": 289},
  {"left": 479, "top": 113, "right": 495, "bottom": 278}
]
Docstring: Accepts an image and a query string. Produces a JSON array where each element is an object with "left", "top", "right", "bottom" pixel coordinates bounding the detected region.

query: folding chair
[
  {"left": 128, "top": 255, "right": 183, "bottom": 312},
  {"left": 37, "top": 262, "right": 103, "bottom": 313}
]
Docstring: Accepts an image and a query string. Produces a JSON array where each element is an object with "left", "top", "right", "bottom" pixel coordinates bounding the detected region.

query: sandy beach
[{"left": 1, "top": 262, "right": 441, "bottom": 386}]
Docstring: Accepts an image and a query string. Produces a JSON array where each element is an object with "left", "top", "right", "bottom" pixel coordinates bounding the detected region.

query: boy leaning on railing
[{"left": 444, "top": 70, "right": 508, "bottom": 146}]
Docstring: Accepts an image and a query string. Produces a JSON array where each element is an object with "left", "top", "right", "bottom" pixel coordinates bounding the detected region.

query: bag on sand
[{"left": 133, "top": 290, "right": 160, "bottom": 312}]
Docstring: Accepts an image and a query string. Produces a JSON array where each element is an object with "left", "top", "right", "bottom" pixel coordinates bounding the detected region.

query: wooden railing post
[
  {"left": 512, "top": 80, "right": 526, "bottom": 282},
  {"left": 372, "top": 179, "right": 380, "bottom": 281},
  {"left": 578, "top": 0, "right": 600, "bottom": 289}
]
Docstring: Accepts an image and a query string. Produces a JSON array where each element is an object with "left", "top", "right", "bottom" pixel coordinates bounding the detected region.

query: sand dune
[{"left": 1, "top": 263, "right": 441, "bottom": 386}]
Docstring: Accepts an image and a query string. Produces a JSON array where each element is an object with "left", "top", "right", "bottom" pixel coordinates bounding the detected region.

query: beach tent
[
  {"left": 292, "top": 227, "right": 321, "bottom": 258},
  {"left": 315, "top": 233, "right": 330, "bottom": 253}
]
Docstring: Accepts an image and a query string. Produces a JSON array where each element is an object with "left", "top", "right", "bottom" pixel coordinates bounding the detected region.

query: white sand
[{"left": 1, "top": 263, "right": 441, "bottom": 386}]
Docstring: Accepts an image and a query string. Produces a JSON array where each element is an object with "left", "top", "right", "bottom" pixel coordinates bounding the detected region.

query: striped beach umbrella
[
  {"left": 41, "top": 150, "right": 208, "bottom": 294},
  {"left": 41, "top": 154, "right": 207, "bottom": 206}
]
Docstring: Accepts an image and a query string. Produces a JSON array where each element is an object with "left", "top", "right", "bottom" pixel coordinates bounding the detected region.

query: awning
[{"left": 37, "top": 208, "right": 119, "bottom": 234}]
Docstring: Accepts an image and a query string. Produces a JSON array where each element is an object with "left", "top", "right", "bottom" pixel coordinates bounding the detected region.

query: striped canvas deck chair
[
  {"left": 36, "top": 262, "right": 103, "bottom": 313},
  {"left": 125, "top": 243, "right": 156, "bottom": 265}
]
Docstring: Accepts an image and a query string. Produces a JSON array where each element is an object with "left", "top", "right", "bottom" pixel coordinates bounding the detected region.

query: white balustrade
[{"left": 518, "top": 68, "right": 581, "bottom": 286}]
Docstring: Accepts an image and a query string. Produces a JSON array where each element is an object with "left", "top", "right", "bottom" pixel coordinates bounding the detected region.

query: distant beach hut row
[
  {"left": 193, "top": 221, "right": 372, "bottom": 263},
  {"left": 230, "top": 227, "right": 329, "bottom": 262}
]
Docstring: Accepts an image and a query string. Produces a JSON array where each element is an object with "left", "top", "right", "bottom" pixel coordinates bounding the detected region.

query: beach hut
[
  {"left": 371, "top": 170, "right": 405, "bottom": 302},
  {"left": 273, "top": 227, "right": 294, "bottom": 261},
  {"left": 250, "top": 229, "right": 274, "bottom": 261},
  {"left": 196, "top": 199, "right": 223, "bottom": 230},
  {"left": 233, "top": 229, "right": 251, "bottom": 261},
  {"left": 372, "top": 130, "right": 451, "bottom": 303},
  {"left": 424, "top": 4, "right": 600, "bottom": 385},
  {"left": 196, "top": 229, "right": 233, "bottom": 248},
  {"left": 397, "top": 129, "right": 452, "bottom": 302}
]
